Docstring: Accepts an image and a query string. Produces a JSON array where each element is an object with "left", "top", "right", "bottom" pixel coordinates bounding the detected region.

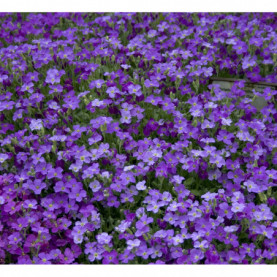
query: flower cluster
[{"left": 0, "top": 12, "right": 277, "bottom": 264}]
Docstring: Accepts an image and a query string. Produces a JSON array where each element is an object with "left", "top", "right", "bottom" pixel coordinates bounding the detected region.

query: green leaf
[{"left": 185, "top": 177, "right": 194, "bottom": 186}]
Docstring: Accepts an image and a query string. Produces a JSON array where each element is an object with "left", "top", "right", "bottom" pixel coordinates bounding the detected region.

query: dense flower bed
[{"left": 0, "top": 12, "right": 277, "bottom": 264}]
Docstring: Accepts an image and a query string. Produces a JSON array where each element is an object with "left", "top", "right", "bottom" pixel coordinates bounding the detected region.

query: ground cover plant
[{"left": 0, "top": 12, "right": 277, "bottom": 264}]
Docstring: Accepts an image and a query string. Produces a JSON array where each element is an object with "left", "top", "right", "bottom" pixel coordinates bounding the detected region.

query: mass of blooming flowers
[{"left": 0, "top": 12, "right": 277, "bottom": 265}]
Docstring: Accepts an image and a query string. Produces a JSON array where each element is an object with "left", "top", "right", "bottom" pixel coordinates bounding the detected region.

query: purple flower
[
  {"left": 102, "top": 250, "right": 118, "bottom": 264},
  {"left": 60, "top": 248, "right": 75, "bottom": 264},
  {"left": 73, "top": 234, "right": 84, "bottom": 244},
  {"left": 115, "top": 220, "right": 131, "bottom": 233},
  {"left": 119, "top": 249, "right": 135, "bottom": 263},
  {"left": 144, "top": 79, "right": 159, "bottom": 88},
  {"left": 202, "top": 67, "right": 213, "bottom": 77},
  {"left": 49, "top": 84, "right": 63, "bottom": 94},
  {"left": 8, "top": 232, "right": 22, "bottom": 245},
  {"left": 172, "top": 234, "right": 184, "bottom": 246},
  {"left": 0, "top": 153, "right": 8, "bottom": 163},
  {"left": 0, "top": 196, "right": 5, "bottom": 205},
  {"left": 30, "top": 179, "right": 47, "bottom": 194},
  {"left": 243, "top": 180, "right": 259, "bottom": 193},
  {"left": 106, "top": 86, "right": 120, "bottom": 98},
  {"left": 88, "top": 249, "right": 103, "bottom": 262},
  {"left": 29, "top": 119, "right": 43, "bottom": 131},
  {"left": 48, "top": 100, "right": 60, "bottom": 110},
  {"left": 0, "top": 74, "right": 8, "bottom": 83},
  {"left": 242, "top": 56, "right": 256, "bottom": 70},
  {"left": 38, "top": 253, "right": 52, "bottom": 264},
  {"left": 47, "top": 167, "right": 63, "bottom": 179},
  {"left": 121, "top": 64, "right": 131, "bottom": 70},
  {"left": 21, "top": 82, "right": 34, "bottom": 93},
  {"left": 136, "top": 180, "right": 146, "bottom": 191},
  {"left": 91, "top": 99, "right": 104, "bottom": 107},
  {"left": 89, "top": 79, "right": 105, "bottom": 89},
  {"left": 194, "top": 240, "right": 209, "bottom": 249},
  {"left": 127, "top": 239, "right": 141, "bottom": 250},
  {"left": 45, "top": 68, "right": 64, "bottom": 85},
  {"left": 137, "top": 246, "right": 154, "bottom": 260},
  {"left": 231, "top": 202, "right": 245, "bottom": 213},
  {"left": 23, "top": 199, "right": 37, "bottom": 210},
  {"left": 190, "top": 249, "right": 204, "bottom": 263},
  {"left": 128, "top": 84, "right": 142, "bottom": 96},
  {"left": 69, "top": 188, "right": 87, "bottom": 202},
  {"left": 136, "top": 215, "right": 153, "bottom": 230},
  {"left": 224, "top": 225, "right": 239, "bottom": 233},
  {"left": 89, "top": 180, "right": 101, "bottom": 192},
  {"left": 96, "top": 232, "right": 113, "bottom": 245},
  {"left": 188, "top": 208, "right": 202, "bottom": 221}
]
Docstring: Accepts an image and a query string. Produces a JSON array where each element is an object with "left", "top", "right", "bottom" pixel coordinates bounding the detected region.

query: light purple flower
[
  {"left": 96, "top": 232, "right": 113, "bottom": 245},
  {"left": 89, "top": 180, "right": 101, "bottom": 192},
  {"left": 127, "top": 239, "right": 141, "bottom": 250},
  {"left": 29, "top": 119, "right": 43, "bottom": 131},
  {"left": 0, "top": 153, "right": 9, "bottom": 163},
  {"left": 136, "top": 180, "right": 146, "bottom": 191}
]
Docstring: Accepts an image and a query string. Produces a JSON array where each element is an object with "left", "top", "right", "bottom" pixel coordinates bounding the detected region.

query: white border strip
[
  {"left": 0, "top": 0, "right": 277, "bottom": 12},
  {"left": 0, "top": 265, "right": 276, "bottom": 277}
]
